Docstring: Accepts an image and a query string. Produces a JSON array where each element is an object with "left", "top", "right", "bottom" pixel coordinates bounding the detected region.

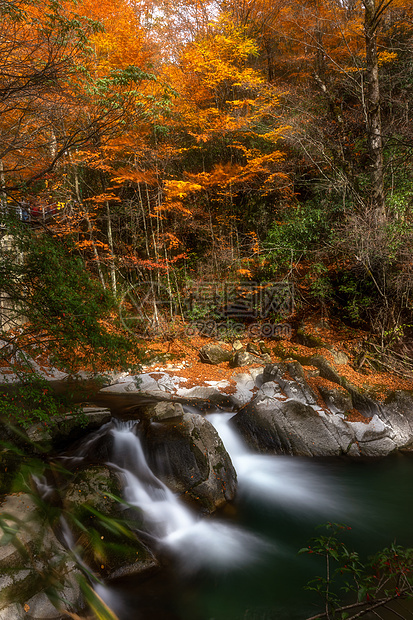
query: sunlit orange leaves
[{"left": 78, "top": 0, "right": 154, "bottom": 74}]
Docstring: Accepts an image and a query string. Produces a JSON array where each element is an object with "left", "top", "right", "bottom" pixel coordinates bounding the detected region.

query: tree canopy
[{"left": 0, "top": 0, "right": 412, "bottom": 359}]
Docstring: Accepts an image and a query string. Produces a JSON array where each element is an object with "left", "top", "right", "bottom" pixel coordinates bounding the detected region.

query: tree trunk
[
  {"left": 363, "top": 0, "right": 386, "bottom": 223},
  {"left": 106, "top": 201, "right": 117, "bottom": 296},
  {"left": 0, "top": 161, "right": 6, "bottom": 209},
  {"left": 69, "top": 154, "right": 106, "bottom": 288}
]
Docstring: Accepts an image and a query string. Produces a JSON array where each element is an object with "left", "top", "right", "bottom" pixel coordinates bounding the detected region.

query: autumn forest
[
  {"left": 1, "top": 0, "right": 413, "bottom": 368},
  {"left": 2, "top": 4, "right": 413, "bottom": 619}
]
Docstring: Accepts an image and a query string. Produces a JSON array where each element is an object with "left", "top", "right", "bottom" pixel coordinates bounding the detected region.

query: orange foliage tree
[{"left": 155, "top": 15, "right": 292, "bottom": 279}]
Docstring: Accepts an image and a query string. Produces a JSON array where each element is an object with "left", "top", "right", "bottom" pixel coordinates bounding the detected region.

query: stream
[{"left": 63, "top": 400, "right": 413, "bottom": 620}]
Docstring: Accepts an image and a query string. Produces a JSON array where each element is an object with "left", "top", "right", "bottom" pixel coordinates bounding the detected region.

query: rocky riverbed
[{"left": 1, "top": 336, "right": 413, "bottom": 619}]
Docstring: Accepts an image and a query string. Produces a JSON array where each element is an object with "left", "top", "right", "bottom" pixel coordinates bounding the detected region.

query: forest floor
[
  {"left": 2, "top": 315, "right": 412, "bottom": 423},
  {"left": 116, "top": 314, "right": 413, "bottom": 424}
]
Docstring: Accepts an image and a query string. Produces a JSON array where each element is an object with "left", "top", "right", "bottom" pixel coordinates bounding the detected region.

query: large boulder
[
  {"left": 232, "top": 396, "right": 346, "bottom": 457},
  {"left": 141, "top": 412, "right": 237, "bottom": 513},
  {"left": 232, "top": 375, "right": 403, "bottom": 458}
]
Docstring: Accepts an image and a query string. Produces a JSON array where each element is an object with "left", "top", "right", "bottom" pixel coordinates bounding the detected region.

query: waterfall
[
  {"left": 109, "top": 420, "right": 267, "bottom": 573},
  {"left": 206, "top": 411, "right": 346, "bottom": 515}
]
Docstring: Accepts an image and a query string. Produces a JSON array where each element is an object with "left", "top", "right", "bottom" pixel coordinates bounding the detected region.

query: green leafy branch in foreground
[
  {"left": 300, "top": 523, "right": 413, "bottom": 620},
  {"left": 0, "top": 371, "right": 85, "bottom": 431},
  {"left": 0, "top": 440, "right": 129, "bottom": 620},
  {"left": 0, "top": 220, "right": 142, "bottom": 371}
]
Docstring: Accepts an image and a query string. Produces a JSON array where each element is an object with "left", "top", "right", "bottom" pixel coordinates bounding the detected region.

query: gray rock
[
  {"left": 261, "top": 362, "right": 318, "bottom": 406},
  {"left": 232, "top": 340, "right": 244, "bottom": 351},
  {"left": 358, "top": 436, "right": 398, "bottom": 457},
  {"left": 232, "top": 382, "right": 404, "bottom": 458},
  {"left": 256, "top": 381, "right": 285, "bottom": 400},
  {"left": 352, "top": 415, "right": 389, "bottom": 443},
  {"left": 248, "top": 367, "right": 265, "bottom": 385},
  {"left": 0, "top": 603, "right": 24, "bottom": 619},
  {"left": 142, "top": 412, "right": 237, "bottom": 513},
  {"left": 230, "top": 350, "right": 263, "bottom": 367},
  {"left": 25, "top": 569, "right": 83, "bottom": 619},
  {"left": 25, "top": 592, "right": 62, "bottom": 619},
  {"left": 318, "top": 385, "right": 352, "bottom": 414},
  {"left": 99, "top": 380, "right": 139, "bottom": 394},
  {"left": 347, "top": 442, "right": 361, "bottom": 457},
  {"left": 316, "top": 411, "right": 356, "bottom": 454},
  {"left": 262, "top": 362, "right": 286, "bottom": 384},
  {"left": 123, "top": 373, "right": 158, "bottom": 392},
  {"left": 232, "top": 397, "right": 343, "bottom": 457},
  {"left": 145, "top": 401, "right": 184, "bottom": 421},
  {"left": 199, "top": 344, "right": 232, "bottom": 365},
  {"left": 376, "top": 391, "right": 413, "bottom": 450},
  {"left": 25, "top": 407, "right": 111, "bottom": 449},
  {"left": 0, "top": 569, "right": 37, "bottom": 611}
]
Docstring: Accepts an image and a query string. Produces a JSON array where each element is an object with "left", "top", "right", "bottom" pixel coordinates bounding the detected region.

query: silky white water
[
  {"left": 109, "top": 420, "right": 266, "bottom": 573},
  {"left": 54, "top": 407, "right": 413, "bottom": 620},
  {"left": 206, "top": 411, "right": 347, "bottom": 515}
]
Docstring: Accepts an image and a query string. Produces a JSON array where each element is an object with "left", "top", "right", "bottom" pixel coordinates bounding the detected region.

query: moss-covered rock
[{"left": 295, "top": 328, "right": 325, "bottom": 349}]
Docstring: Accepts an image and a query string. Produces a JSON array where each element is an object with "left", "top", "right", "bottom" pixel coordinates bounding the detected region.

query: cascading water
[
  {"left": 53, "top": 403, "right": 413, "bottom": 620},
  {"left": 206, "top": 411, "right": 348, "bottom": 516},
  {"left": 109, "top": 419, "right": 267, "bottom": 573}
]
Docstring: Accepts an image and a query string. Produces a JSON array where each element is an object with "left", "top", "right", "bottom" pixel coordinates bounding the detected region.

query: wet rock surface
[
  {"left": 142, "top": 412, "right": 237, "bottom": 512},
  {"left": 232, "top": 362, "right": 413, "bottom": 458}
]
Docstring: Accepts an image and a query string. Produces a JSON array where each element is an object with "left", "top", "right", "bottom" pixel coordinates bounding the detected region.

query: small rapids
[
  {"left": 52, "top": 403, "right": 413, "bottom": 620},
  {"left": 109, "top": 419, "right": 267, "bottom": 573},
  {"left": 206, "top": 412, "right": 347, "bottom": 516}
]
